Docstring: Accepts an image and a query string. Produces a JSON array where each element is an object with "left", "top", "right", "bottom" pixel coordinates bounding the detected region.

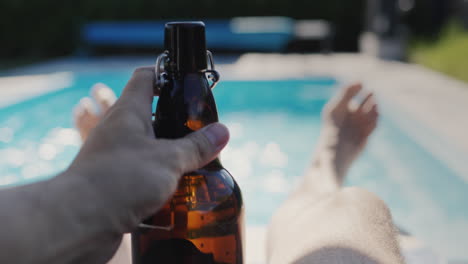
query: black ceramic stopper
[{"left": 164, "top": 21, "right": 207, "bottom": 73}]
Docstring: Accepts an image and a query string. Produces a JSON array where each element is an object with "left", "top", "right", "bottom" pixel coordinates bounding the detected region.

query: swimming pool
[{"left": 0, "top": 70, "right": 467, "bottom": 262}]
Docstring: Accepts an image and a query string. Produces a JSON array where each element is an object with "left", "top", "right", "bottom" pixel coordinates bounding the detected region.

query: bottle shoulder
[
  {"left": 187, "top": 167, "right": 236, "bottom": 192},
  {"left": 180, "top": 167, "right": 242, "bottom": 210}
]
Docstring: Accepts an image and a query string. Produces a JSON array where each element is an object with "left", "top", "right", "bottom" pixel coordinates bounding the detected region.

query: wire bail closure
[
  {"left": 154, "top": 51, "right": 169, "bottom": 94},
  {"left": 205, "top": 50, "right": 220, "bottom": 89},
  {"left": 154, "top": 50, "right": 220, "bottom": 92}
]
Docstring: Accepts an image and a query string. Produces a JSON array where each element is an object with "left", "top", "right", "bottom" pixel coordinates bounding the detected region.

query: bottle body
[{"left": 132, "top": 73, "right": 244, "bottom": 264}]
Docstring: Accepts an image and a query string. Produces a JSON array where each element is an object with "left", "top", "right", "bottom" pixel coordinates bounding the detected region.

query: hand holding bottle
[
  {"left": 0, "top": 67, "right": 227, "bottom": 264},
  {"left": 0, "top": 66, "right": 230, "bottom": 264},
  {"left": 70, "top": 66, "right": 230, "bottom": 232}
]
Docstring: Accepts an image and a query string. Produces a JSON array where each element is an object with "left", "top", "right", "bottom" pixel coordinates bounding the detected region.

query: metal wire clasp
[
  {"left": 154, "top": 51, "right": 169, "bottom": 93},
  {"left": 154, "top": 50, "right": 220, "bottom": 91},
  {"left": 205, "top": 50, "right": 220, "bottom": 89}
]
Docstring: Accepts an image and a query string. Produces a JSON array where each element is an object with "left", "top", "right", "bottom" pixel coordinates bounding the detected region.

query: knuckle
[
  {"left": 151, "top": 131, "right": 214, "bottom": 176},
  {"left": 132, "top": 67, "right": 154, "bottom": 83},
  {"left": 106, "top": 104, "right": 126, "bottom": 117},
  {"left": 187, "top": 134, "right": 209, "bottom": 164},
  {"left": 140, "top": 168, "right": 177, "bottom": 206},
  {"left": 162, "top": 134, "right": 209, "bottom": 173},
  {"left": 133, "top": 66, "right": 148, "bottom": 76},
  {"left": 153, "top": 140, "right": 186, "bottom": 173},
  {"left": 163, "top": 170, "right": 180, "bottom": 192},
  {"left": 169, "top": 145, "right": 187, "bottom": 171},
  {"left": 107, "top": 106, "right": 141, "bottom": 128},
  {"left": 155, "top": 169, "right": 179, "bottom": 195}
]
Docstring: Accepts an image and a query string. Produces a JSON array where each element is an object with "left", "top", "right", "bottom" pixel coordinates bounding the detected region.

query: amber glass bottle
[{"left": 131, "top": 22, "right": 244, "bottom": 264}]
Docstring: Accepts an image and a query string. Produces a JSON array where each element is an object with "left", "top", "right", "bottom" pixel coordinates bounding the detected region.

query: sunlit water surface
[{"left": 0, "top": 71, "right": 467, "bottom": 261}]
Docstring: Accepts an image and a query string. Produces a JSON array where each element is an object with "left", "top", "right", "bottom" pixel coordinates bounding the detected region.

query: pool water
[{"left": 0, "top": 71, "right": 467, "bottom": 261}]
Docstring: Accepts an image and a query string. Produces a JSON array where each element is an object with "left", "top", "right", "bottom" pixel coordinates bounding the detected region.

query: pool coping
[{"left": 0, "top": 72, "right": 74, "bottom": 108}]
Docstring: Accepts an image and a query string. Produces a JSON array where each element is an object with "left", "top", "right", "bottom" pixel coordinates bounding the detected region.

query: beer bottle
[{"left": 131, "top": 21, "right": 244, "bottom": 264}]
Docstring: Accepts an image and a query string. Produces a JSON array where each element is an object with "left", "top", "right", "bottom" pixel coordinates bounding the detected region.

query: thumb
[{"left": 168, "top": 123, "right": 230, "bottom": 173}]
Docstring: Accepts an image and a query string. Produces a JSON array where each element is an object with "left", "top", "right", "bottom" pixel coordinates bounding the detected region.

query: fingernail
[{"left": 202, "top": 123, "right": 230, "bottom": 149}]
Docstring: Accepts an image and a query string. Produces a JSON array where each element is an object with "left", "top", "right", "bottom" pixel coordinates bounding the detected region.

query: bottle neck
[
  {"left": 154, "top": 72, "right": 221, "bottom": 168},
  {"left": 154, "top": 72, "right": 219, "bottom": 139}
]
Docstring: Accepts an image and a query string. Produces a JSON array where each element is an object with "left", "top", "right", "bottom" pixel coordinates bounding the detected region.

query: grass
[{"left": 410, "top": 22, "right": 468, "bottom": 83}]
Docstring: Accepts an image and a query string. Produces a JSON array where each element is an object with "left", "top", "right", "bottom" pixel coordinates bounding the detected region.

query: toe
[
  {"left": 91, "top": 83, "right": 117, "bottom": 115},
  {"left": 74, "top": 98, "right": 95, "bottom": 123},
  {"left": 74, "top": 97, "right": 98, "bottom": 141}
]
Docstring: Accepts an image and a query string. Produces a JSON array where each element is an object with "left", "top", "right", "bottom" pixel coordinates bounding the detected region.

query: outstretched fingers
[
  {"left": 358, "top": 100, "right": 379, "bottom": 138},
  {"left": 357, "top": 92, "right": 376, "bottom": 114},
  {"left": 337, "top": 83, "right": 362, "bottom": 107}
]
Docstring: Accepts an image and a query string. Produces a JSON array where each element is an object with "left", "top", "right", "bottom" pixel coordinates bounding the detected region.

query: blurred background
[
  {"left": 1, "top": 0, "right": 468, "bottom": 264},
  {"left": 0, "top": 0, "right": 467, "bottom": 74}
]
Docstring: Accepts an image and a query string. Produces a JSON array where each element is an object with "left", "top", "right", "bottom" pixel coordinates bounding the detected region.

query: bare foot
[
  {"left": 317, "top": 83, "right": 378, "bottom": 183},
  {"left": 74, "top": 83, "right": 117, "bottom": 141}
]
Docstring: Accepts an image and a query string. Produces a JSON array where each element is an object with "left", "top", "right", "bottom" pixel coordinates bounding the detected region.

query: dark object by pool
[{"left": 80, "top": 17, "right": 332, "bottom": 54}]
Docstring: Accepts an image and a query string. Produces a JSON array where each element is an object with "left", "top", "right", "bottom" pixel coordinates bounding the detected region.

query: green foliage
[
  {"left": 410, "top": 22, "right": 468, "bottom": 83},
  {"left": 0, "top": 0, "right": 365, "bottom": 59}
]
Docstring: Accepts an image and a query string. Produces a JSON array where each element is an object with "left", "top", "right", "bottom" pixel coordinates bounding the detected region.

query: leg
[
  {"left": 268, "top": 187, "right": 403, "bottom": 264},
  {"left": 267, "top": 84, "right": 403, "bottom": 264}
]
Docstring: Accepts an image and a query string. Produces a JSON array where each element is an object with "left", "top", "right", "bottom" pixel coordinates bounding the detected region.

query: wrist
[
  {"left": 64, "top": 160, "right": 142, "bottom": 234},
  {"left": 53, "top": 167, "right": 122, "bottom": 234},
  {"left": 35, "top": 170, "right": 124, "bottom": 262},
  {"left": 0, "top": 171, "right": 119, "bottom": 263}
]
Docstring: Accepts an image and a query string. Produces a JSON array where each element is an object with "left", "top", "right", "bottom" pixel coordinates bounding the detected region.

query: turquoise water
[{"left": 0, "top": 70, "right": 467, "bottom": 261}]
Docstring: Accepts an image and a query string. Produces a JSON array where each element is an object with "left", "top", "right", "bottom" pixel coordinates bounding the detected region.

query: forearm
[{"left": 0, "top": 171, "right": 115, "bottom": 264}]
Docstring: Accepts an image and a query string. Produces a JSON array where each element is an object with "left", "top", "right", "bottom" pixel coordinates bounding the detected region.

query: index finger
[{"left": 114, "top": 66, "right": 158, "bottom": 120}]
